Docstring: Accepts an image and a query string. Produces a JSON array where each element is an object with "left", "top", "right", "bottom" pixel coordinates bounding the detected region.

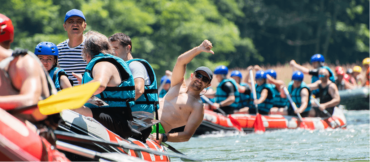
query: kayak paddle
[
  {"left": 54, "top": 130, "right": 201, "bottom": 161},
  {"left": 249, "top": 70, "right": 265, "bottom": 133},
  {"left": 311, "top": 97, "right": 344, "bottom": 128},
  {"left": 200, "top": 95, "right": 242, "bottom": 132},
  {"left": 56, "top": 140, "right": 145, "bottom": 162},
  {"left": 9, "top": 81, "right": 100, "bottom": 115},
  {"left": 282, "top": 87, "right": 310, "bottom": 129}
]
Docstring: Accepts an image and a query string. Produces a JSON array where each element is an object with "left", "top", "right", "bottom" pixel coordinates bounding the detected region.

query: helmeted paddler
[
  {"left": 250, "top": 70, "right": 275, "bottom": 115},
  {"left": 35, "top": 42, "right": 73, "bottom": 91},
  {"left": 210, "top": 65, "right": 240, "bottom": 115},
  {"left": 286, "top": 71, "right": 311, "bottom": 117}
]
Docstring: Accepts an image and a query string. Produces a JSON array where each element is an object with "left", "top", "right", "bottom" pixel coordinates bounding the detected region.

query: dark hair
[
  {"left": 109, "top": 33, "right": 132, "bottom": 51},
  {"left": 83, "top": 31, "right": 114, "bottom": 57}
]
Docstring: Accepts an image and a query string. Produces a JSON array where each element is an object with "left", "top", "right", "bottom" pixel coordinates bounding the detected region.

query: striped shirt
[{"left": 57, "top": 39, "right": 87, "bottom": 85}]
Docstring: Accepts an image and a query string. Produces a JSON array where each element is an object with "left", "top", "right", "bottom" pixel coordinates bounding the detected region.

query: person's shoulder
[{"left": 57, "top": 39, "right": 68, "bottom": 47}]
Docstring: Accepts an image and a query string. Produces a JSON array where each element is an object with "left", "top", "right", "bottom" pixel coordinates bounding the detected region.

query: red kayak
[
  {"left": 195, "top": 106, "right": 347, "bottom": 135},
  {"left": 59, "top": 110, "right": 171, "bottom": 161},
  {"left": 0, "top": 109, "right": 70, "bottom": 161}
]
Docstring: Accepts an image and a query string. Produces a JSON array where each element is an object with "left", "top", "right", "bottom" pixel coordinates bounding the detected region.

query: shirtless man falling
[{"left": 149, "top": 40, "right": 214, "bottom": 143}]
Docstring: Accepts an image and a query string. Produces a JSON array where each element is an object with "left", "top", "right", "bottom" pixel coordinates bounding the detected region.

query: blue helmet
[
  {"left": 310, "top": 54, "right": 325, "bottom": 63},
  {"left": 292, "top": 71, "right": 304, "bottom": 81},
  {"left": 160, "top": 76, "right": 171, "bottom": 84},
  {"left": 214, "top": 65, "right": 228, "bottom": 75},
  {"left": 230, "top": 70, "right": 242, "bottom": 78},
  {"left": 34, "top": 42, "right": 58, "bottom": 57},
  {"left": 255, "top": 70, "right": 266, "bottom": 79},
  {"left": 265, "top": 69, "right": 277, "bottom": 79}
]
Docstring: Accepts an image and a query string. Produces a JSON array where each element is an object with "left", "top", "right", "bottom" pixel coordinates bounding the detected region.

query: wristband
[{"left": 161, "top": 133, "right": 168, "bottom": 142}]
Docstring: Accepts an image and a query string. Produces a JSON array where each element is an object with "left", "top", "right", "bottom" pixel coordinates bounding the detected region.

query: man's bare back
[
  {"left": 0, "top": 48, "right": 52, "bottom": 121},
  {"left": 158, "top": 83, "right": 204, "bottom": 133}
]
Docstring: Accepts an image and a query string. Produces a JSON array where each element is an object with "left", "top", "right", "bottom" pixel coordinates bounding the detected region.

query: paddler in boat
[
  {"left": 307, "top": 68, "right": 340, "bottom": 117},
  {"left": 210, "top": 65, "right": 240, "bottom": 115},
  {"left": 0, "top": 14, "right": 69, "bottom": 160},
  {"left": 284, "top": 71, "right": 312, "bottom": 117},
  {"left": 229, "top": 70, "right": 252, "bottom": 113},
  {"left": 345, "top": 68, "right": 358, "bottom": 86},
  {"left": 159, "top": 75, "right": 171, "bottom": 98},
  {"left": 362, "top": 58, "right": 370, "bottom": 87},
  {"left": 290, "top": 54, "right": 335, "bottom": 95},
  {"left": 149, "top": 40, "right": 213, "bottom": 143},
  {"left": 34, "top": 42, "right": 73, "bottom": 91},
  {"left": 249, "top": 70, "right": 275, "bottom": 115},
  {"left": 109, "top": 32, "right": 159, "bottom": 142},
  {"left": 72, "top": 31, "right": 139, "bottom": 139},
  {"left": 263, "top": 69, "right": 288, "bottom": 115},
  {"left": 352, "top": 66, "right": 363, "bottom": 86},
  {"left": 334, "top": 66, "right": 354, "bottom": 90}
]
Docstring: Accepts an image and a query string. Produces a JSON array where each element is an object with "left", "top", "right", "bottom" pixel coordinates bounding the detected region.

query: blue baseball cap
[{"left": 64, "top": 9, "right": 86, "bottom": 23}]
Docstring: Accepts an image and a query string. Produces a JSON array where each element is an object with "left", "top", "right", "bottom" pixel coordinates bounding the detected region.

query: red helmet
[{"left": 0, "top": 14, "right": 14, "bottom": 43}]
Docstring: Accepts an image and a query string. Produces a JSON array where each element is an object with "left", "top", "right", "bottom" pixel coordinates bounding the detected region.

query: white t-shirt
[{"left": 129, "top": 61, "right": 151, "bottom": 85}]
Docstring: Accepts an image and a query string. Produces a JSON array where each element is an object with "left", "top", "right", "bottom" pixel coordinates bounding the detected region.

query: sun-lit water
[{"left": 169, "top": 110, "right": 370, "bottom": 161}]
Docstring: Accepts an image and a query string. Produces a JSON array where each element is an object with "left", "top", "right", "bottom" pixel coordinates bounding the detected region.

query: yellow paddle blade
[{"left": 38, "top": 81, "right": 100, "bottom": 115}]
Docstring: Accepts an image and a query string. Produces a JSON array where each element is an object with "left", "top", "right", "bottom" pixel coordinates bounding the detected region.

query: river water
[{"left": 169, "top": 110, "right": 369, "bottom": 161}]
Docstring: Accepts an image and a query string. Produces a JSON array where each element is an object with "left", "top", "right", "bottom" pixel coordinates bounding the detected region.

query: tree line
[{"left": 1, "top": 0, "right": 368, "bottom": 78}]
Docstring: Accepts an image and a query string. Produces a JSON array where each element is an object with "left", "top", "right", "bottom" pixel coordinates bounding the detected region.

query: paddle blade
[
  {"left": 228, "top": 114, "right": 242, "bottom": 132},
  {"left": 253, "top": 113, "right": 265, "bottom": 133},
  {"left": 38, "top": 82, "right": 100, "bottom": 115}
]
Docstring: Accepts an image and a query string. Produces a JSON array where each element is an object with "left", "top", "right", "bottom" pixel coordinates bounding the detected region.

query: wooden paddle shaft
[
  {"left": 249, "top": 70, "right": 258, "bottom": 111},
  {"left": 283, "top": 87, "right": 304, "bottom": 121}
]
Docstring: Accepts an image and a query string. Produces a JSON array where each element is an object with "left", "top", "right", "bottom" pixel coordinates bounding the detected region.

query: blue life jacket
[
  {"left": 311, "top": 66, "right": 335, "bottom": 95},
  {"left": 159, "top": 89, "right": 167, "bottom": 98},
  {"left": 82, "top": 53, "right": 135, "bottom": 110},
  {"left": 215, "top": 79, "right": 240, "bottom": 109},
  {"left": 126, "top": 59, "right": 159, "bottom": 113},
  {"left": 288, "top": 81, "right": 311, "bottom": 112},
  {"left": 250, "top": 83, "right": 275, "bottom": 112},
  {"left": 238, "top": 83, "right": 251, "bottom": 109},
  {"left": 48, "top": 67, "right": 71, "bottom": 91},
  {"left": 270, "top": 84, "right": 288, "bottom": 108}
]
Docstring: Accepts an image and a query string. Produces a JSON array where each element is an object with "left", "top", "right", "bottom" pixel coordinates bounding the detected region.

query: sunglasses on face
[
  {"left": 319, "top": 74, "right": 327, "bottom": 78},
  {"left": 195, "top": 72, "right": 210, "bottom": 83}
]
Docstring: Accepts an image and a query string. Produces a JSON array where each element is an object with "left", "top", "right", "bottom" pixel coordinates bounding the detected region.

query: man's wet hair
[
  {"left": 109, "top": 33, "right": 132, "bottom": 51},
  {"left": 83, "top": 31, "right": 114, "bottom": 57}
]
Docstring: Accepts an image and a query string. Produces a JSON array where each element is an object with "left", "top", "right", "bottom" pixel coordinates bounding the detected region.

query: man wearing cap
[
  {"left": 149, "top": 40, "right": 213, "bottom": 143},
  {"left": 58, "top": 9, "right": 87, "bottom": 85}
]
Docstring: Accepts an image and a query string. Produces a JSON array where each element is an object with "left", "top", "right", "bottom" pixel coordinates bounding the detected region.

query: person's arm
[
  {"left": 307, "top": 80, "right": 321, "bottom": 90},
  {"left": 90, "top": 62, "right": 115, "bottom": 95},
  {"left": 129, "top": 62, "right": 147, "bottom": 100},
  {"left": 212, "top": 82, "right": 235, "bottom": 109},
  {"left": 0, "top": 56, "right": 43, "bottom": 109},
  {"left": 171, "top": 40, "right": 214, "bottom": 87},
  {"left": 321, "top": 84, "right": 341, "bottom": 109},
  {"left": 296, "top": 88, "right": 309, "bottom": 113},
  {"left": 60, "top": 75, "right": 73, "bottom": 89},
  {"left": 290, "top": 60, "right": 309, "bottom": 74},
  {"left": 266, "top": 75, "right": 286, "bottom": 98},
  {"left": 255, "top": 89, "right": 268, "bottom": 104}
]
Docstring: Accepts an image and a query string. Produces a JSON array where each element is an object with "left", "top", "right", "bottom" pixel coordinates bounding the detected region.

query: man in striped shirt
[{"left": 57, "top": 9, "right": 87, "bottom": 85}]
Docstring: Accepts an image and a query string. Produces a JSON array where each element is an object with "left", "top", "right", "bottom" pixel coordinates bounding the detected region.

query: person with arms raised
[
  {"left": 290, "top": 54, "right": 335, "bottom": 95},
  {"left": 35, "top": 42, "right": 73, "bottom": 91},
  {"left": 149, "top": 40, "right": 213, "bottom": 143},
  {"left": 210, "top": 66, "right": 240, "bottom": 115},
  {"left": 285, "top": 71, "right": 311, "bottom": 117},
  {"left": 58, "top": 9, "right": 87, "bottom": 85},
  {"left": 307, "top": 68, "right": 340, "bottom": 117},
  {"left": 72, "top": 31, "right": 138, "bottom": 139},
  {"left": 230, "top": 70, "right": 251, "bottom": 112},
  {"left": 264, "top": 69, "right": 288, "bottom": 114}
]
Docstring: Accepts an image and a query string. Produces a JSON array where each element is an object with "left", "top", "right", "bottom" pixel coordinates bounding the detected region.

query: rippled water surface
[{"left": 169, "top": 110, "right": 369, "bottom": 161}]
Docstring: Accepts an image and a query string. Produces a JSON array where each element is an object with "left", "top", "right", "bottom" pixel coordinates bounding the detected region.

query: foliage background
[{"left": 1, "top": 0, "right": 368, "bottom": 78}]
